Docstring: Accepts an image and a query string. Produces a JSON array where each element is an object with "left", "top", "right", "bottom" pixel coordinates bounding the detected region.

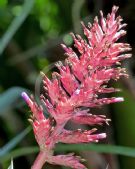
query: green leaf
[
  {"left": 8, "top": 159, "right": 13, "bottom": 169},
  {"left": 0, "top": 0, "right": 7, "bottom": 8},
  {"left": 0, "top": 0, "right": 35, "bottom": 55},
  {"left": 1, "top": 147, "right": 39, "bottom": 163},
  {"left": 12, "top": 5, "right": 22, "bottom": 16},
  {"left": 113, "top": 82, "right": 135, "bottom": 169},
  {"left": 56, "top": 144, "right": 135, "bottom": 157},
  {"left": 0, "top": 127, "right": 31, "bottom": 157},
  {"left": 0, "top": 87, "right": 28, "bottom": 114},
  {"left": 2, "top": 144, "right": 135, "bottom": 162}
]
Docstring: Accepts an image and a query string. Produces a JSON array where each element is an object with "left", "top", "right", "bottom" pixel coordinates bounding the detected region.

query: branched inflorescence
[{"left": 22, "top": 6, "right": 131, "bottom": 169}]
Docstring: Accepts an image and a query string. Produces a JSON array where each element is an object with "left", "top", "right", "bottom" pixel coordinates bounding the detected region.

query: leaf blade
[
  {"left": 0, "top": 87, "right": 28, "bottom": 114},
  {"left": 1, "top": 144, "right": 135, "bottom": 162},
  {"left": 0, "top": 127, "right": 31, "bottom": 157},
  {"left": 0, "top": 0, "right": 35, "bottom": 54}
]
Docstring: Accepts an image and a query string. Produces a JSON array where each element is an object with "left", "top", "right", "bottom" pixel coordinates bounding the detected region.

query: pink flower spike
[
  {"left": 49, "top": 154, "right": 86, "bottom": 169},
  {"left": 72, "top": 111, "right": 110, "bottom": 125},
  {"left": 22, "top": 6, "right": 131, "bottom": 169},
  {"left": 58, "top": 129, "right": 106, "bottom": 144}
]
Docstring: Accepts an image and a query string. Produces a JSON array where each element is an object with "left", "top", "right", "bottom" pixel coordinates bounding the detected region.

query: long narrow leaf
[
  {"left": 0, "top": 127, "right": 31, "bottom": 157},
  {"left": 1, "top": 147, "right": 39, "bottom": 162},
  {"left": 0, "top": 0, "right": 35, "bottom": 55},
  {"left": 57, "top": 144, "right": 135, "bottom": 157},
  {"left": 1, "top": 143, "right": 135, "bottom": 162},
  {"left": 0, "top": 87, "right": 28, "bottom": 114}
]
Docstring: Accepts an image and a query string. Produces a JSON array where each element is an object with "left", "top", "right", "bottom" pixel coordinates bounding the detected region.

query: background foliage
[{"left": 0, "top": 0, "right": 135, "bottom": 169}]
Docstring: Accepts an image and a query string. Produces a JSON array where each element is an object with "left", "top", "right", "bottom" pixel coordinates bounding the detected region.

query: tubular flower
[{"left": 22, "top": 6, "right": 131, "bottom": 169}]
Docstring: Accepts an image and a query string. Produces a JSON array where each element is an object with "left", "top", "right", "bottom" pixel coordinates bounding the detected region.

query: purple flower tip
[{"left": 21, "top": 92, "right": 30, "bottom": 102}]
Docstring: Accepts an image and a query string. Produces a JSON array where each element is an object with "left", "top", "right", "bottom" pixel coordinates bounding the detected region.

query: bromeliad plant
[{"left": 22, "top": 6, "right": 131, "bottom": 169}]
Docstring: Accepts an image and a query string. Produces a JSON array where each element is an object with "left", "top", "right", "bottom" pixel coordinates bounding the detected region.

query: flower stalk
[
  {"left": 31, "top": 151, "right": 46, "bottom": 169},
  {"left": 22, "top": 6, "right": 131, "bottom": 169}
]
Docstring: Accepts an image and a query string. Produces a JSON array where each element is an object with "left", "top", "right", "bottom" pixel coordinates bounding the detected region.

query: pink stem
[
  {"left": 31, "top": 151, "right": 47, "bottom": 169},
  {"left": 31, "top": 123, "right": 67, "bottom": 169}
]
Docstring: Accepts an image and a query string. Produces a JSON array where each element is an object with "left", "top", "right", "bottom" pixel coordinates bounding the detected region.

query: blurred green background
[{"left": 0, "top": 0, "right": 135, "bottom": 169}]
